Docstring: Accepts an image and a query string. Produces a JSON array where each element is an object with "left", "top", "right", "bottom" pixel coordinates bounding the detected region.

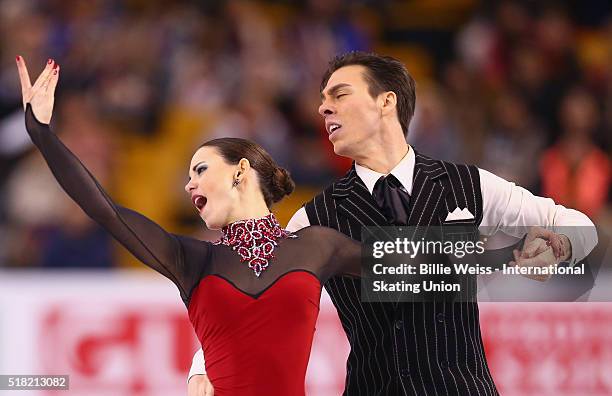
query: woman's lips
[{"left": 192, "top": 195, "right": 207, "bottom": 212}]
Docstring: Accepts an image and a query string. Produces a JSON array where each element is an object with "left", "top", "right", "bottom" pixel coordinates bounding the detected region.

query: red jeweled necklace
[{"left": 214, "top": 213, "right": 297, "bottom": 277}]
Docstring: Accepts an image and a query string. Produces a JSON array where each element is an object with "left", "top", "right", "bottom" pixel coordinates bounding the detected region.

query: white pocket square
[{"left": 444, "top": 207, "right": 474, "bottom": 221}]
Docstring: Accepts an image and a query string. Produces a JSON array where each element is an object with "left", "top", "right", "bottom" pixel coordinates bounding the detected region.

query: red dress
[{"left": 189, "top": 271, "right": 321, "bottom": 396}]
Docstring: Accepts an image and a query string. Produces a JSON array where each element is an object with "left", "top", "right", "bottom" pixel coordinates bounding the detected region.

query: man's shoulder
[
  {"left": 305, "top": 167, "right": 356, "bottom": 205},
  {"left": 412, "top": 150, "right": 483, "bottom": 199},
  {"left": 414, "top": 149, "right": 477, "bottom": 172},
  {"left": 304, "top": 182, "right": 337, "bottom": 208}
]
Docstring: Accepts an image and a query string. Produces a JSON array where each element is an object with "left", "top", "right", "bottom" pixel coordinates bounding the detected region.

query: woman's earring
[{"left": 232, "top": 179, "right": 240, "bottom": 187}]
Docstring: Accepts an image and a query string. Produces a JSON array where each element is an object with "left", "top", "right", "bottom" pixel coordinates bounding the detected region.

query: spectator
[{"left": 540, "top": 88, "right": 611, "bottom": 219}]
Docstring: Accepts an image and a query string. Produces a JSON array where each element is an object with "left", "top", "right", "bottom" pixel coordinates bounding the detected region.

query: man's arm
[{"left": 478, "top": 168, "right": 598, "bottom": 264}]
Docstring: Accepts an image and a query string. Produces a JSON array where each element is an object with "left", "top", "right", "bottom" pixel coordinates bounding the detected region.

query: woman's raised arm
[{"left": 17, "top": 57, "right": 209, "bottom": 304}]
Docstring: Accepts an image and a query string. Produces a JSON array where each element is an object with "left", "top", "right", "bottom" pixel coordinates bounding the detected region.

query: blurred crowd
[{"left": 0, "top": 0, "right": 610, "bottom": 268}]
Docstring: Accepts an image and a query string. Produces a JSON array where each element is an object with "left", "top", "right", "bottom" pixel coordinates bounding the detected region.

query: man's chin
[
  {"left": 332, "top": 143, "right": 355, "bottom": 159},
  {"left": 331, "top": 140, "right": 345, "bottom": 153}
]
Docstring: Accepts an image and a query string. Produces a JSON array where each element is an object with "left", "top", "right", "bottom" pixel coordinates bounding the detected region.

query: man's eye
[{"left": 337, "top": 94, "right": 347, "bottom": 99}]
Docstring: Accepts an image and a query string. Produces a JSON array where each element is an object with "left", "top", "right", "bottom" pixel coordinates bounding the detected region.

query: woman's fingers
[
  {"left": 46, "top": 65, "right": 60, "bottom": 94},
  {"left": 31, "top": 59, "right": 55, "bottom": 91},
  {"left": 16, "top": 56, "right": 33, "bottom": 109},
  {"left": 42, "top": 63, "right": 57, "bottom": 91},
  {"left": 16, "top": 56, "right": 32, "bottom": 91}
]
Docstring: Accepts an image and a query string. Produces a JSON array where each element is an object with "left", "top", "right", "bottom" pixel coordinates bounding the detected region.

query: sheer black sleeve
[
  {"left": 299, "top": 226, "right": 362, "bottom": 282},
  {"left": 24, "top": 105, "right": 210, "bottom": 304}
]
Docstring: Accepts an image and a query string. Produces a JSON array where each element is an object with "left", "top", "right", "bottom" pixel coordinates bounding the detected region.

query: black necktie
[{"left": 372, "top": 174, "right": 411, "bottom": 225}]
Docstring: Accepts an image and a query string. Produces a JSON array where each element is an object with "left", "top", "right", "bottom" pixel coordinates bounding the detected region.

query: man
[{"left": 188, "top": 52, "right": 597, "bottom": 395}]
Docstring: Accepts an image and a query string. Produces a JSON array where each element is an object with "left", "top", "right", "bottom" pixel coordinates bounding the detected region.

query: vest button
[
  {"left": 436, "top": 313, "right": 445, "bottom": 323},
  {"left": 395, "top": 320, "right": 403, "bottom": 330},
  {"left": 400, "top": 368, "right": 410, "bottom": 377}
]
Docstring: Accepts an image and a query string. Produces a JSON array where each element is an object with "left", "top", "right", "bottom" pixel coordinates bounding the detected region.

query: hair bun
[
  {"left": 271, "top": 167, "right": 295, "bottom": 203},
  {"left": 200, "top": 137, "right": 295, "bottom": 208}
]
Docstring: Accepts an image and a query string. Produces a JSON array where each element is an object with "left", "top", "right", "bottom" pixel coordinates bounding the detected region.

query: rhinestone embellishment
[{"left": 214, "top": 213, "right": 297, "bottom": 277}]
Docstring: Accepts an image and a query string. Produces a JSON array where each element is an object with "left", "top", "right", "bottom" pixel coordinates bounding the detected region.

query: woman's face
[{"left": 185, "top": 146, "right": 239, "bottom": 230}]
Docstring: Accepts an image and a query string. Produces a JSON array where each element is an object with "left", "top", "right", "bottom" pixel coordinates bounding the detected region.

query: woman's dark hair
[
  {"left": 200, "top": 138, "right": 295, "bottom": 208},
  {"left": 320, "top": 51, "right": 417, "bottom": 137}
]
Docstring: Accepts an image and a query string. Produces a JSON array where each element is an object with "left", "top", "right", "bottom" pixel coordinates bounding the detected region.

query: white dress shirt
[{"left": 189, "top": 146, "right": 597, "bottom": 379}]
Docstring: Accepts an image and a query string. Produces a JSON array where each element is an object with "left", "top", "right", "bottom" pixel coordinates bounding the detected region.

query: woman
[{"left": 17, "top": 57, "right": 361, "bottom": 395}]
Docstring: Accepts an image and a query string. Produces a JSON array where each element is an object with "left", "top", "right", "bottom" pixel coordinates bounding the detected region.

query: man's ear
[{"left": 380, "top": 91, "right": 397, "bottom": 116}]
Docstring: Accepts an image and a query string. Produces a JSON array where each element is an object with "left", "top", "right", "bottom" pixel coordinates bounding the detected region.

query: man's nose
[{"left": 318, "top": 102, "right": 335, "bottom": 117}]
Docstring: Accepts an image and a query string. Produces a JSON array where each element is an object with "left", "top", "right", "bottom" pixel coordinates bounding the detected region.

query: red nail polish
[
  {"left": 53, "top": 70, "right": 57, "bottom": 75},
  {"left": 48, "top": 59, "right": 52, "bottom": 64},
  {"left": 16, "top": 55, "right": 21, "bottom": 61},
  {"left": 53, "top": 63, "right": 58, "bottom": 69}
]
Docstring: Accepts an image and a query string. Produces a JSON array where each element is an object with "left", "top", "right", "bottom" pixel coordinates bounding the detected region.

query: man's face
[{"left": 318, "top": 65, "right": 383, "bottom": 158}]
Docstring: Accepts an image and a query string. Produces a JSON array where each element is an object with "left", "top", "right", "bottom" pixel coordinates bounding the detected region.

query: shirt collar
[{"left": 355, "top": 146, "right": 415, "bottom": 195}]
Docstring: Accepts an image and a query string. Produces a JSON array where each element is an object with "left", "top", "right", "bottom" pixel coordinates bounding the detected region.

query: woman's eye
[{"left": 196, "top": 166, "right": 207, "bottom": 175}]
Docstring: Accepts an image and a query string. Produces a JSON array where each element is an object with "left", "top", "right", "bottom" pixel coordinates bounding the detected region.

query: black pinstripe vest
[{"left": 304, "top": 151, "right": 499, "bottom": 396}]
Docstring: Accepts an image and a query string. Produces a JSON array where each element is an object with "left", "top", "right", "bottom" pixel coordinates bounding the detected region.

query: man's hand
[
  {"left": 510, "top": 238, "right": 556, "bottom": 281},
  {"left": 188, "top": 374, "right": 214, "bottom": 396},
  {"left": 509, "top": 227, "right": 573, "bottom": 282},
  {"left": 521, "top": 226, "right": 571, "bottom": 261}
]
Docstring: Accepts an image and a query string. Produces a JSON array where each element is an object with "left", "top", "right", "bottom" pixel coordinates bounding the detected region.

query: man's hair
[{"left": 320, "top": 51, "right": 416, "bottom": 137}]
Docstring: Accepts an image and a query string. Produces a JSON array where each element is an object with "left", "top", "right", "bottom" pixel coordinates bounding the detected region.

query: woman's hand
[{"left": 16, "top": 56, "right": 59, "bottom": 124}]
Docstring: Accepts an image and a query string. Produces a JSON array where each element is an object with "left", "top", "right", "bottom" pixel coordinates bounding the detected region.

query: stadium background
[{"left": 0, "top": 0, "right": 611, "bottom": 395}]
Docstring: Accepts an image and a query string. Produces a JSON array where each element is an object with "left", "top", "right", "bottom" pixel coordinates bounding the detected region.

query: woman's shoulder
[
  {"left": 292, "top": 225, "right": 354, "bottom": 243},
  {"left": 293, "top": 224, "right": 336, "bottom": 235}
]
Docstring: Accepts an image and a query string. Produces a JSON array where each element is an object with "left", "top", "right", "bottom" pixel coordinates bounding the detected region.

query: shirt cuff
[
  {"left": 559, "top": 225, "right": 598, "bottom": 266},
  {"left": 187, "top": 349, "right": 206, "bottom": 383}
]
